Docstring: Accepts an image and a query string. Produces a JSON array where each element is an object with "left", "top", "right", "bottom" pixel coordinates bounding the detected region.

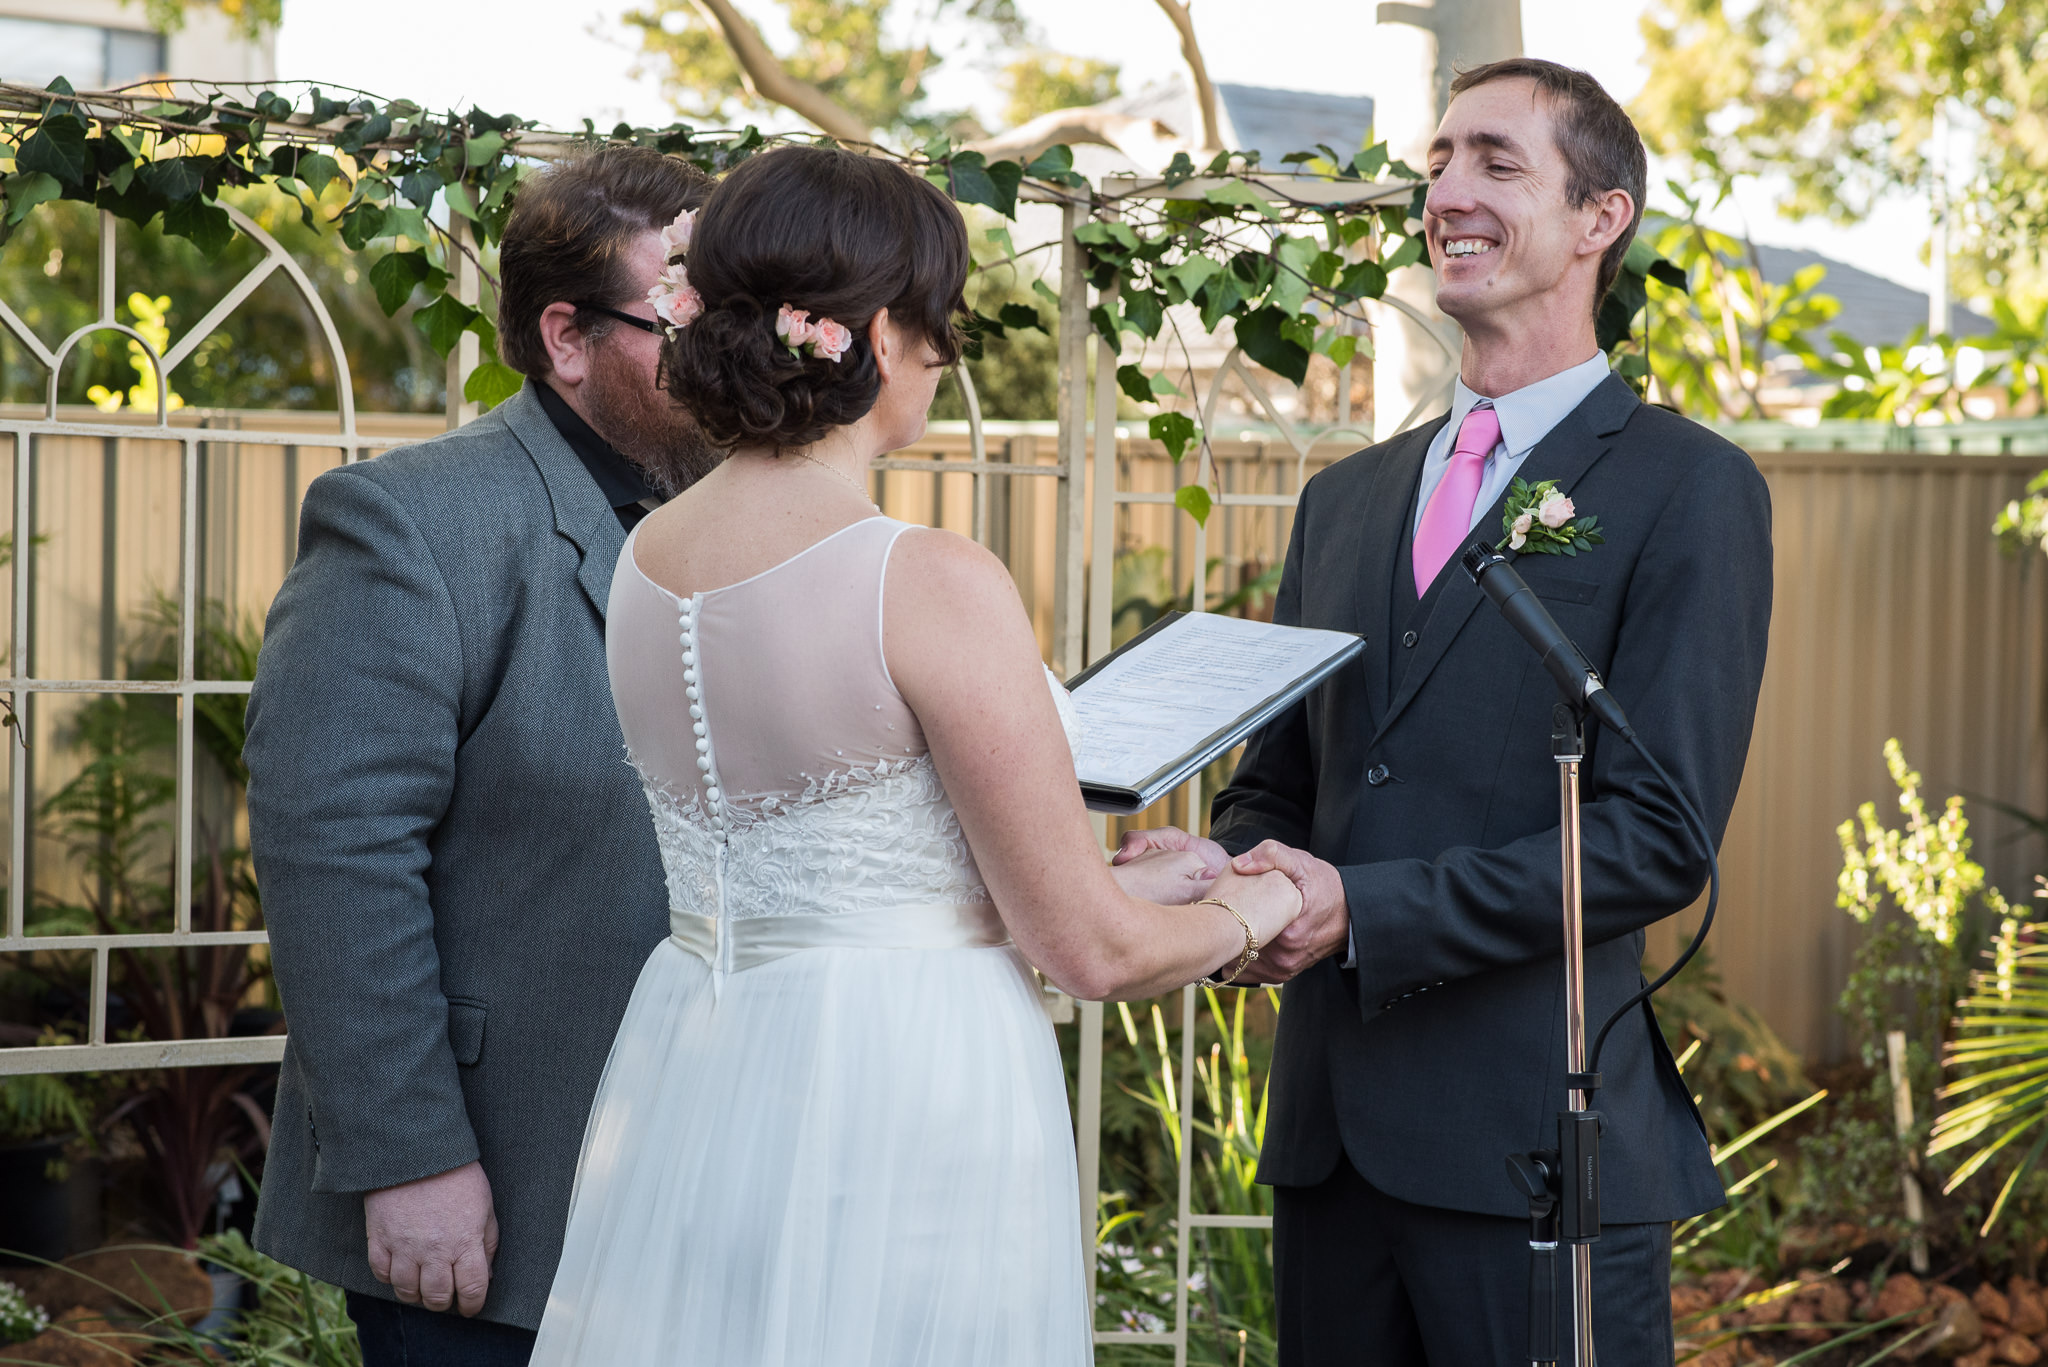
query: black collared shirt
[{"left": 534, "top": 383, "right": 663, "bottom": 532}]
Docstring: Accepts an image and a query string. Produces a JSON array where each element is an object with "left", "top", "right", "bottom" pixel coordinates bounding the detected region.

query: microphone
[{"left": 1460, "top": 542, "right": 1634, "bottom": 740}]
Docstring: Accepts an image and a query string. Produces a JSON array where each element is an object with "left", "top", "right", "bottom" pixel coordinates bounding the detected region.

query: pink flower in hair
[
  {"left": 660, "top": 208, "right": 695, "bottom": 259},
  {"left": 808, "top": 316, "right": 853, "bottom": 363},
  {"left": 776, "top": 304, "right": 816, "bottom": 353},
  {"left": 647, "top": 263, "right": 703, "bottom": 332}
]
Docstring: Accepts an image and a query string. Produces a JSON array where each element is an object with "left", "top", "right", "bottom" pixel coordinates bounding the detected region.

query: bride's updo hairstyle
[{"left": 660, "top": 145, "right": 969, "bottom": 449}]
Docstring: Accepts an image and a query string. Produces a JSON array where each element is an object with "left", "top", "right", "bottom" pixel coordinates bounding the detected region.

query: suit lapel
[
  {"left": 1368, "top": 373, "right": 1638, "bottom": 745},
  {"left": 503, "top": 380, "right": 626, "bottom": 621},
  {"left": 1354, "top": 420, "right": 1441, "bottom": 728}
]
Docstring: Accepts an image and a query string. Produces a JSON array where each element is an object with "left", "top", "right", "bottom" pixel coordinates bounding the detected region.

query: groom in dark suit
[{"left": 1120, "top": 59, "right": 1771, "bottom": 1363}]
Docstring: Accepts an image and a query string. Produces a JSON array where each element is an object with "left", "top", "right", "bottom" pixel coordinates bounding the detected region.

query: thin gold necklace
[{"left": 789, "top": 451, "right": 876, "bottom": 506}]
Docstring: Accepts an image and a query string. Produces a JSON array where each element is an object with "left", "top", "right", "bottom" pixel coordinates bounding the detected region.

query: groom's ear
[{"left": 539, "top": 302, "right": 594, "bottom": 385}]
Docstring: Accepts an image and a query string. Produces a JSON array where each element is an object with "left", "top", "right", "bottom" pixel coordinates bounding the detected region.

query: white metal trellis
[{"left": 1, "top": 171, "right": 1423, "bottom": 1367}]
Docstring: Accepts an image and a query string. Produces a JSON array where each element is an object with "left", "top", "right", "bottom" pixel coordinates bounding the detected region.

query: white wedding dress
[{"left": 530, "top": 515, "right": 1093, "bottom": 1366}]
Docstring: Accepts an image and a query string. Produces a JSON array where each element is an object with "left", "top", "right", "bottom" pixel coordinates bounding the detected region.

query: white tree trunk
[{"left": 1369, "top": 0, "right": 1523, "bottom": 439}]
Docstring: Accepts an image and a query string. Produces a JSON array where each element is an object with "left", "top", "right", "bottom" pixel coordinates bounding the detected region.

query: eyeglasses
[{"left": 572, "top": 302, "right": 663, "bottom": 335}]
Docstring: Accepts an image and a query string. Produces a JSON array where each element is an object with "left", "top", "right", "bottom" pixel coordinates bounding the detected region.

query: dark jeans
[
  {"left": 1272, "top": 1156, "right": 1675, "bottom": 1366},
  {"left": 346, "top": 1291, "right": 538, "bottom": 1367}
]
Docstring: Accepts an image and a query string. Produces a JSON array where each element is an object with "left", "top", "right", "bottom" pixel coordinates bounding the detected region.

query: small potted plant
[{"left": 0, "top": 1068, "right": 99, "bottom": 1265}]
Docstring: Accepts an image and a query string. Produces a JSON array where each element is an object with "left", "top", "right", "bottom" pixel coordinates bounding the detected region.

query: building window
[{"left": 0, "top": 16, "right": 166, "bottom": 89}]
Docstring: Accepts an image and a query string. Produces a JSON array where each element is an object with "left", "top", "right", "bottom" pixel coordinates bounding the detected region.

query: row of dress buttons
[{"left": 679, "top": 595, "right": 727, "bottom": 835}]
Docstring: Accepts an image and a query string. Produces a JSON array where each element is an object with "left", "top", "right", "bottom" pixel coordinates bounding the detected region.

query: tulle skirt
[{"left": 530, "top": 934, "right": 1093, "bottom": 1366}]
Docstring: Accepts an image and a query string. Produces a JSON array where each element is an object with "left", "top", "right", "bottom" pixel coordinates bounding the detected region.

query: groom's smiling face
[{"left": 1423, "top": 77, "right": 1608, "bottom": 332}]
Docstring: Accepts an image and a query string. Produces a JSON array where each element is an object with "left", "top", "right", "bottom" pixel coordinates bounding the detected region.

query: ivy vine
[{"left": 0, "top": 77, "right": 1674, "bottom": 525}]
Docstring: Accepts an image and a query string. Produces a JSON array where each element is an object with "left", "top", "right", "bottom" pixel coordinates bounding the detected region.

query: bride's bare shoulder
[
  {"left": 885, "top": 525, "right": 1016, "bottom": 604},
  {"left": 883, "top": 525, "right": 1037, "bottom": 661}
]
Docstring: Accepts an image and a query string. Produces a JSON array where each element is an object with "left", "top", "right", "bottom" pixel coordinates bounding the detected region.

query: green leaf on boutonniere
[{"left": 1497, "top": 478, "right": 1605, "bottom": 556}]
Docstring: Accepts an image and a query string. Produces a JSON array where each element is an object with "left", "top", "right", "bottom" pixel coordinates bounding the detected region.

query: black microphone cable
[{"left": 1459, "top": 542, "right": 1721, "bottom": 1084}]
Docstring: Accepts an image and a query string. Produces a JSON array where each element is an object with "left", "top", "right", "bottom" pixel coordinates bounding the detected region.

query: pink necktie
[{"left": 1412, "top": 404, "right": 1501, "bottom": 593}]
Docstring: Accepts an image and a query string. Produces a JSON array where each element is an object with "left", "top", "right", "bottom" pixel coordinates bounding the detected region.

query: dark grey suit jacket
[
  {"left": 246, "top": 382, "right": 670, "bottom": 1329},
  {"left": 1211, "top": 374, "right": 1770, "bottom": 1225}
]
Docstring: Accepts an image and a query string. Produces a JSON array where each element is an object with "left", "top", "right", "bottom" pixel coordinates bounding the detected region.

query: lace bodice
[{"left": 607, "top": 517, "right": 991, "bottom": 924}]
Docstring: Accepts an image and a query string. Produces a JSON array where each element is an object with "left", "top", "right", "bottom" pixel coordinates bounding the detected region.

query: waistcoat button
[
  {"left": 1402, "top": 630, "right": 1418, "bottom": 648},
  {"left": 1366, "top": 764, "right": 1391, "bottom": 787}
]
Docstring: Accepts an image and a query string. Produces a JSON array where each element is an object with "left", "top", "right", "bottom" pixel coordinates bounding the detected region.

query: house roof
[
  {"left": 1108, "top": 78, "right": 1375, "bottom": 164},
  {"left": 1750, "top": 243, "right": 1994, "bottom": 348}
]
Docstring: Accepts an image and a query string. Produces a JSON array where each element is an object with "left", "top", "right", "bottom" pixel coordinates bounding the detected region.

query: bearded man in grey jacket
[{"left": 246, "top": 146, "right": 722, "bottom": 1367}]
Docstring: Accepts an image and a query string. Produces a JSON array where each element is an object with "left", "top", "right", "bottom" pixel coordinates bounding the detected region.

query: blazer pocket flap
[
  {"left": 1531, "top": 576, "right": 1600, "bottom": 606},
  {"left": 446, "top": 998, "right": 486, "bottom": 1066}
]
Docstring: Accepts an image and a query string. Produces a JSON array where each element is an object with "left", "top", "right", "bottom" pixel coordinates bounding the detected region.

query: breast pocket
[{"left": 1530, "top": 576, "right": 1600, "bottom": 606}]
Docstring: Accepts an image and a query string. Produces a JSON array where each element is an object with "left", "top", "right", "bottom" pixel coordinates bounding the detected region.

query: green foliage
[
  {"left": 1932, "top": 929, "right": 2048, "bottom": 1233},
  {"left": 1812, "top": 327, "right": 1991, "bottom": 426},
  {"left": 1994, "top": 471, "right": 2048, "bottom": 560},
  {"left": 0, "top": 1071, "right": 90, "bottom": 1145},
  {"left": 1635, "top": 0, "right": 2048, "bottom": 302},
  {"left": 134, "top": 0, "right": 282, "bottom": 40},
  {"left": 0, "top": 1278, "right": 49, "bottom": 1346},
  {"left": 623, "top": 0, "right": 1024, "bottom": 141},
  {"left": 1634, "top": 187, "right": 1840, "bottom": 421},
  {"left": 998, "top": 52, "right": 1120, "bottom": 129},
  {"left": 1091, "top": 989, "right": 1279, "bottom": 1366},
  {"left": 1110, "top": 547, "right": 1283, "bottom": 648}
]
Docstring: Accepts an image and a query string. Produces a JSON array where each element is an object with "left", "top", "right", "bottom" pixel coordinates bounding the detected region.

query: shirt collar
[
  {"left": 1449, "top": 352, "right": 1613, "bottom": 459},
  {"left": 533, "top": 381, "right": 662, "bottom": 513}
]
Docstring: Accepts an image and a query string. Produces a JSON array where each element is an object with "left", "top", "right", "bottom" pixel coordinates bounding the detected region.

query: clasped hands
[{"left": 1110, "top": 829, "right": 1350, "bottom": 985}]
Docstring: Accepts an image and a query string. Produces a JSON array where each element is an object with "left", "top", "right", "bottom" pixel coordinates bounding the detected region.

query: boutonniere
[{"left": 1498, "top": 477, "right": 1604, "bottom": 556}]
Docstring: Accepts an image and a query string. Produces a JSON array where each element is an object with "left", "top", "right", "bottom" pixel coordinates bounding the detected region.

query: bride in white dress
[{"left": 530, "top": 145, "right": 1303, "bottom": 1367}]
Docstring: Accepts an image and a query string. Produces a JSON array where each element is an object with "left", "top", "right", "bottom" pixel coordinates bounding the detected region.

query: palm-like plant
[{"left": 1930, "top": 930, "right": 2048, "bottom": 1233}]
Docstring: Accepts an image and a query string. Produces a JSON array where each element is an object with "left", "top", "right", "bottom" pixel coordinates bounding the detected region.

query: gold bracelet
[{"left": 1197, "top": 897, "right": 1260, "bottom": 987}]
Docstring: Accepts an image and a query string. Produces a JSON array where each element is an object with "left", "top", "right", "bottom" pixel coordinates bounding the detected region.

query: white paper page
[{"left": 1068, "top": 613, "right": 1357, "bottom": 789}]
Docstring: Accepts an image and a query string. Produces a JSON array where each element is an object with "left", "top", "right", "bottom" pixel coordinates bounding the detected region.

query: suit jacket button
[
  {"left": 1366, "top": 764, "right": 1390, "bottom": 787},
  {"left": 1402, "top": 630, "right": 1418, "bottom": 648}
]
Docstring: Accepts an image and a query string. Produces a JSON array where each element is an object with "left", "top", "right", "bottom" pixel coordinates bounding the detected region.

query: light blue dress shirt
[
  {"left": 1338, "top": 351, "right": 1614, "bottom": 970},
  {"left": 1410, "top": 352, "right": 1615, "bottom": 540}
]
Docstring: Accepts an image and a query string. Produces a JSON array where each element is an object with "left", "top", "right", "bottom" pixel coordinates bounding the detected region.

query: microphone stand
[{"left": 1509, "top": 698, "right": 1602, "bottom": 1367}]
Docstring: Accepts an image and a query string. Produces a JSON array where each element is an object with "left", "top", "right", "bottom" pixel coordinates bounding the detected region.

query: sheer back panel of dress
[{"left": 609, "top": 516, "right": 926, "bottom": 813}]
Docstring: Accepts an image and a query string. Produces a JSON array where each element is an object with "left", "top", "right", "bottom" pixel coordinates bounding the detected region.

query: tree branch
[
  {"left": 1151, "top": 0, "right": 1222, "bottom": 153},
  {"left": 962, "top": 105, "right": 1184, "bottom": 171},
  {"left": 687, "top": 0, "right": 874, "bottom": 145}
]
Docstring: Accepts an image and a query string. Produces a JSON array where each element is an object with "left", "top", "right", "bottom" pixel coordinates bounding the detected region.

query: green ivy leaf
[
  {"left": 1382, "top": 235, "right": 1425, "bottom": 272},
  {"left": 1165, "top": 256, "right": 1219, "bottom": 302},
  {"left": 339, "top": 201, "right": 388, "bottom": 250},
  {"left": 15, "top": 122, "right": 89, "bottom": 187},
  {"left": 369, "top": 251, "right": 432, "bottom": 316},
  {"left": 4, "top": 171, "right": 62, "bottom": 225},
  {"left": 1335, "top": 258, "right": 1388, "bottom": 303},
  {"left": 1117, "top": 363, "right": 1155, "bottom": 406},
  {"left": 982, "top": 159, "right": 1024, "bottom": 218},
  {"left": 1324, "top": 334, "right": 1359, "bottom": 368},
  {"left": 1150, "top": 412, "right": 1199, "bottom": 462},
  {"left": 1268, "top": 235, "right": 1319, "bottom": 317},
  {"left": 1351, "top": 144, "right": 1389, "bottom": 180},
  {"left": 139, "top": 157, "right": 204, "bottom": 202},
  {"left": 463, "top": 360, "right": 524, "bottom": 409},
  {"left": 161, "top": 197, "right": 234, "bottom": 256},
  {"left": 1201, "top": 180, "right": 1278, "bottom": 220},
  {"left": 1175, "top": 484, "right": 1213, "bottom": 526},
  {"left": 413, "top": 293, "right": 478, "bottom": 356},
  {"left": 443, "top": 179, "right": 481, "bottom": 222},
  {"left": 1234, "top": 305, "right": 1311, "bottom": 385},
  {"left": 1161, "top": 151, "right": 1197, "bottom": 187},
  {"left": 399, "top": 169, "right": 444, "bottom": 207},
  {"left": 297, "top": 153, "right": 343, "bottom": 199},
  {"left": 1121, "top": 288, "right": 1164, "bottom": 339},
  {"left": 1196, "top": 270, "right": 1243, "bottom": 333},
  {"left": 464, "top": 129, "right": 507, "bottom": 168},
  {"left": 1089, "top": 303, "right": 1121, "bottom": 352},
  {"left": 995, "top": 302, "right": 1045, "bottom": 334}
]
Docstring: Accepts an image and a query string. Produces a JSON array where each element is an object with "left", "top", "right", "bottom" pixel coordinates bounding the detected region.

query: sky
[{"left": 271, "top": 0, "right": 1941, "bottom": 298}]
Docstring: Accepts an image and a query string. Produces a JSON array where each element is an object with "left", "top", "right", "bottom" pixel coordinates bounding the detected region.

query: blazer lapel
[
  {"left": 1354, "top": 419, "right": 1441, "bottom": 727},
  {"left": 1369, "top": 372, "right": 1638, "bottom": 745},
  {"left": 503, "top": 381, "right": 627, "bottom": 621}
]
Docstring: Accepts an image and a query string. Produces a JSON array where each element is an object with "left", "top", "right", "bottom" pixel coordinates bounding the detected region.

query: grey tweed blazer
[{"left": 246, "top": 381, "right": 670, "bottom": 1330}]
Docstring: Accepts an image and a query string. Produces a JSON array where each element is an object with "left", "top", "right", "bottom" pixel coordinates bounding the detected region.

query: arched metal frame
[
  {"left": 0, "top": 206, "right": 376, "bottom": 1076},
  {"left": 0, "top": 173, "right": 1416, "bottom": 1367}
]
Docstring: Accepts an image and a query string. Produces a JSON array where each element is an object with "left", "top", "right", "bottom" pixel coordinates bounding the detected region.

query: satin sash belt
[{"left": 668, "top": 902, "right": 1009, "bottom": 973}]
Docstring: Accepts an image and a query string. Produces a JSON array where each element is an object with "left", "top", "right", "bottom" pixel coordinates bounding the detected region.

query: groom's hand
[
  {"left": 365, "top": 1159, "right": 500, "bottom": 1316},
  {"left": 1111, "top": 826, "right": 1230, "bottom": 878},
  {"left": 1227, "top": 841, "right": 1348, "bottom": 983}
]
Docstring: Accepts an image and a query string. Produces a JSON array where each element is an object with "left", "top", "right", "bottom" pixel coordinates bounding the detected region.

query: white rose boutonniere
[{"left": 1498, "top": 477, "right": 1603, "bottom": 556}]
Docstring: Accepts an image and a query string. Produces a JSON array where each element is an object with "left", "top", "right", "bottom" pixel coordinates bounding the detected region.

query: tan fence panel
[{"left": 1646, "top": 450, "right": 2048, "bottom": 1061}]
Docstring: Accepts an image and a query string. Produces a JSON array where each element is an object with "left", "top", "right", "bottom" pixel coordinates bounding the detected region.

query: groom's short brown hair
[
  {"left": 1448, "top": 57, "right": 1646, "bottom": 314},
  {"left": 497, "top": 146, "right": 713, "bottom": 377}
]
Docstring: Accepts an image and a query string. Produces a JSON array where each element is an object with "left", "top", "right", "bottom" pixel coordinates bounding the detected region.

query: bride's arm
[{"left": 884, "top": 528, "right": 1300, "bottom": 1002}]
